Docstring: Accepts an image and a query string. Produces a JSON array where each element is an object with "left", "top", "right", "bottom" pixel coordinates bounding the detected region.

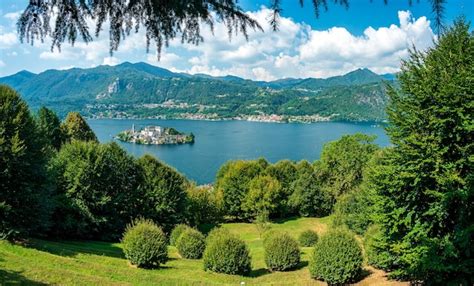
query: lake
[{"left": 88, "top": 119, "right": 390, "bottom": 184}]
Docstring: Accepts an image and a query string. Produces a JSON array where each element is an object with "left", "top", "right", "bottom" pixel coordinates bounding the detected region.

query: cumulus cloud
[
  {"left": 165, "top": 8, "right": 435, "bottom": 79},
  {"left": 0, "top": 6, "right": 435, "bottom": 80}
]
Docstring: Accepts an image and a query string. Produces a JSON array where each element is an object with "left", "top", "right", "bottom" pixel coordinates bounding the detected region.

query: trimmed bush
[
  {"left": 264, "top": 232, "right": 300, "bottom": 271},
  {"left": 121, "top": 219, "right": 168, "bottom": 268},
  {"left": 262, "top": 229, "right": 284, "bottom": 246},
  {"left": 170, "top": 224, "right": 191, "bottom": 246},
  {"left": 203, "top": 228, "right": 251, "bottom": 275},
  {"left": 309, "top": 229, "right": 363, "bottom": 284},
  {"left": 176, "top": 228, "right": 206, "bottom": 259},
  {"left": 298, "top": 230, "right": 319, "bottom": 247}
]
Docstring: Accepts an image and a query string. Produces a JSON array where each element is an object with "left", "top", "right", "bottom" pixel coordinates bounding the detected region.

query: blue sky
[{"left": 0, "top": 0, "right": 472, "bottom": 79}]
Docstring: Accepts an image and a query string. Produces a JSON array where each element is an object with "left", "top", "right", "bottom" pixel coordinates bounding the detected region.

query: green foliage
[
  {"left": 36, "top": 106, "right": 64, "bottom": 150},
  {"left": 49, "top": 141, "right": 142, "bottom": 240},
  {"left": 254, "top": 211, "right": 272, "bottom": 238},
  {"left": 263, "top": 231, "right": 300, "bottom": 271},
  {"left": 215, "top": 160, "right": 265, "bottom": 219},
  {"left": 372, "top": 20, "right": 474, "bottom": 283},
  {"left": 332, "top": 188, "right": 374, "bottom": 235},
  {"left": 61, "top": 112, "right": 97, "bottom": 142},
  {"left": 121, "top": 218, "right": 168, "bottom": 269},
  {"left": 169, "top": 224, "right": 191, "bottom": 246},
  {"left": 317, "top": 133, "right": 379, "bottom": 198},
  {"left": 137, "top": 155, "right": 188, "bottom": 232},
  {"left": 203, "top": 229, "right": 251, "bottom": 275},
  {"left": 264, "top": 160, "right": 298, "bottom": 216},
  {"left": 176, "top": 228, "right": 206, "bottom": 259},
  {"left": 0, "top": 85, "right": 51, "bottom": 239},
  {"left": 309, "top": 229, "right": 363, "bottom": 285},
  {"left": 243, "top": 175, "right": 282, "bottom": 218},
  {"left": 185, "top": 185, "right": 221, "bottom": 227},
  {"left": 363, "top": 225, "right": 391, "bottom": 270},
  {"left": 289, "top": 161, "right": 332, "bottom": 217},
  {"left": 298, "top": 230, "right": 318, "bottom": 247}
]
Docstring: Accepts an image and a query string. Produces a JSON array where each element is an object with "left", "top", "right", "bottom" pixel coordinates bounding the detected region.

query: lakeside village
[{"left": 116, "top": 125, "right": 195, "bottom": 145}]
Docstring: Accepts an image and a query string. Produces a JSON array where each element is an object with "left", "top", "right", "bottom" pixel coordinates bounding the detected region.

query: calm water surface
[{"left": 88, "top": 119, "right": 390, "bottom": 184}]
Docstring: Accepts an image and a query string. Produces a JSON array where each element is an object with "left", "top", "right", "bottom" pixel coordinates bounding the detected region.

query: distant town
[{"left": 116, "top": 125, "right": 195, "bottom": 145}]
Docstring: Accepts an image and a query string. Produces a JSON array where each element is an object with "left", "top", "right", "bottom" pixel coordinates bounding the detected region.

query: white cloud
[
  {"left": 0, "top": 60, "right": 5, "bottom": 67},
  {"left": 166, "top": 8, "right": 435, "bottom": 79},
  {"left": 0, "top": 31, "right": 17, "bottom": 48},
  {"left": 0, "top": 6, "right": 435, "bottom": 80},
  {"left": 4, "top": 11, "right": 21, "bottom": 21},
  {"left": 103, "top": 56, "right": 120, "bottom": 66}
]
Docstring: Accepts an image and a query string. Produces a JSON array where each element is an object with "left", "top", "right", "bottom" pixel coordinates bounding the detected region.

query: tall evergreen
[
  {"left": 0, "top": 85, "right": 51, "bottom": 238},
  {"left": 61, "top": 112, "right": 98, "bottom": 142},
  {"left": 373, "top": 20, "right": 473, "bottom": 283}
]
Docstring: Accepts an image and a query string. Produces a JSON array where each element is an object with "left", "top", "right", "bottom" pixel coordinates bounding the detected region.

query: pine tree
[
  {"left": 37, "top": 106, "right": 64, "bottom": 150},
  {"left": 61, "top": 112, "right": 98, "bottom": 142},
  {"left": 373, "top": 20, "right": 473, "bottom": 283}
]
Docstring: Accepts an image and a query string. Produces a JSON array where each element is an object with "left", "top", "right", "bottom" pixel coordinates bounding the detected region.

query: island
[{"left": 116, "top": 125, "right": 194, "bottom": 145}]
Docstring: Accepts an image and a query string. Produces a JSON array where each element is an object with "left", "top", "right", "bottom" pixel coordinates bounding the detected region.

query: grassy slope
[{"left": 0, "top": 217, "right": 406, "bottom": 285}]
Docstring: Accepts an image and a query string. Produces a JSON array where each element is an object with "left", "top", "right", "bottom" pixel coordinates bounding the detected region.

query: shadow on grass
[
  {"left": 249, "top": 261, "right": 309, "bottom": 278},
  {"left": 272, "top": 216, "right": 300, "bottom": 225},
  {"left": 26, "top": 239, "right": 124, "bottom": 259},
  {"left": 0, "top": 268, "right": 47, "bottom": 285}
]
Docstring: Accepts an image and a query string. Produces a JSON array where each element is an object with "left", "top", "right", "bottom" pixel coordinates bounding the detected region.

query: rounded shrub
[
  {"left": 176, "top": 228, "right": 206, "bottom": 259},
  {"left": 203, "top": 228, "right": 251, "bottom": 275},
  {"left": 262, "top": 229, "right": 283, "bottom": 245},
  {"left": 121, "top": 219, "right": 168, "bottom": 268},
  {"left": 264, "top": 231, "right": 300, "bottom": 271},
  {"left": 298, "top": 230, "right": 319, "bottom": 247},
  {"left": 170, "top": 224, "right": 191, "bottom": 246},
  {"left": 309, "top": 229, "right": 363, "bottom": 284}
]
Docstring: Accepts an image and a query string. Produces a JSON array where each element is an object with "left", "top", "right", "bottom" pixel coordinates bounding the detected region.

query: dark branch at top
[
  {"left": 17, "top": 0, "right": 263, "bottom": 58},
  {"left": 17, "top": 0, "right": 446, "bottom": 57}
]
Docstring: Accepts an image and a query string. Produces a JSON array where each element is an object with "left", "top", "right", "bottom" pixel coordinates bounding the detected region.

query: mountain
[{"left": 0, "top": 62, "right": 395, "bottom": 122}]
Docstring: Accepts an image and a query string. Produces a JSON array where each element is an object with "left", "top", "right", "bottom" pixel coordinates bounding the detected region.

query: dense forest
[{"left": 0, "top": 20, "right": 472, "bottom": 285}]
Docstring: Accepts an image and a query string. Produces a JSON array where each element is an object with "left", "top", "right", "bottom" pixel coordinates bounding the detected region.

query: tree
[
  {"left": 61, "top": 112, "right": 98, "bottom": 142},
  {"left": 185, "top": 185, "right": 222, "bottom": 227},
  {"left": 265, "top": 160, "right": 298, "bottom": 217},
  {"left": 243, "top": 175, "right": 282, "bottom": 219},
  {"left": 316, "top": 133, "right": 379, "bottom": 199},
  {"left": 215, "top": 160, "right": 265, "bottom": 219},
  {"left": 137, "top": 154, "right": 189, "bottom": 231},
  {"left": 17, "top": 1, "right": 446, "bottom": 57},
  {"left": 372, "top": 20, "right": 473, "bottom": 283},
  {"left": 36, "top": 106, "right": 64, "bottom": 150},
  {"left": 49, "top": 141, "right": 142, "bottom": 240},
  {"left": 289, "top": 167, "right": 332, "bottom": 217},
  {"left": 0, "top": 85, "right": 52, "bottom": 239}
]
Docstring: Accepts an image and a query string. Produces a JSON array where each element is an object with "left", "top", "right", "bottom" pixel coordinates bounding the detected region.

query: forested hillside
[{"left": 0, "top": 63, "right": 393, "bottom": 122}]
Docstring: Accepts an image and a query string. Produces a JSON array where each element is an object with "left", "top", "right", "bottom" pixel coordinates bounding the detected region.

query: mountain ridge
[{"left": 0, "top": 62, "right": 395, "bottom": 122}]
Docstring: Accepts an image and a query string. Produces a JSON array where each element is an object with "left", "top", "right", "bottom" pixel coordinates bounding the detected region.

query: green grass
[{"left": 0, "top": 217, "right": 402, "bottom": 285}]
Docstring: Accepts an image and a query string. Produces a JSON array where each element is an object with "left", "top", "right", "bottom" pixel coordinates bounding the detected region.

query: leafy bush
[
  {"left": 309, "top": 229, "right": 363, "bottom": 284},
  {"left": 363, "top": 225, "right": 391, "bottom": 270},
  {"left": 262, "top": 229, "right": 283, "bottom": 245},
  {"left": 332, "top": 188, "right": 374, "bottom": 235},
  {"left": 298, "top": 230, "right": 318, "bottom": 247},
  {"left": 203, "top": 228, "right": 251, "bottom": 275},
  {"left": 121, "top": 219, "right": 168, "bottom": 268},
  {"left": 176, "top": 228, "right": 206, "bottom": 259},
  {"left": 170, "top": 224, "right": 191, "bottom": 246},
  {"left": 264, "top": 231, "right": 300, "bottom": 271}
]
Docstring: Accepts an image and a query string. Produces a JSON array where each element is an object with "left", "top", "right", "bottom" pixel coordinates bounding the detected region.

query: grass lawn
[{"left": 0, "top": 217, "right": 406, "bottom": 285}]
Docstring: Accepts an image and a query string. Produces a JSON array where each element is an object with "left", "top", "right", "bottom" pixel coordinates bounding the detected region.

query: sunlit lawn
[{"left": 0, "top": 217, "right": 405, "bottom": 285}]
